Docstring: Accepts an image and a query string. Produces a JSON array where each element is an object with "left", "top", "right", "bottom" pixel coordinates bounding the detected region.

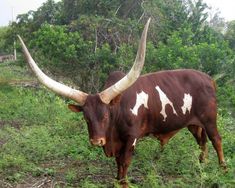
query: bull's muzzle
[{"left": 90, "top": 137, "right": 106, "bottom": 146}]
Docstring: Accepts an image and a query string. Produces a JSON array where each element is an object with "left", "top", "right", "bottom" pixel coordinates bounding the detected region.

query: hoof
[
  {"left": 121, "top": 183, "right": 128, "bottom": 188},
  {"left": 118, "top": 178, "right": 129, "bottom": 188},
  {"left": 220, "top": 161, "right": 228, "bottom": 173},
  {"left": 199, "top": 154, "right": 206, "bottom": 163}
]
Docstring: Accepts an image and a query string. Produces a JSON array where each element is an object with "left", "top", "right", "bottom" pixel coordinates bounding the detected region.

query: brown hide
[
  {"left": 104, "top": 69, "right": 213, "bottom": 143},
  {"left": 102, "top": 69, "right": 224, "bottom": 163}
]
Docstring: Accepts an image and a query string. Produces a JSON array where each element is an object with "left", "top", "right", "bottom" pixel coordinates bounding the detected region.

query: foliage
[
  {"left": 32, "top": 24, "right": 86, "bottom": 62},
  {"left": 225, "top": 20, "right": 235, "bottom": 50},
  {"left": 0, "top": 26, "right": 12, "bottom": 54},
  {"left": 145, "top": 29, "right": 234, "bottom": 76}
]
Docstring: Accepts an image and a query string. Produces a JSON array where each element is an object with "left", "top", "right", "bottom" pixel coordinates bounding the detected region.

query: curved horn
[
  {"left": 99, "top": 18, "right": 151, "bottom": 104},
  {"left": 18, "top": 35, "right": 88, "bottom": 105}
]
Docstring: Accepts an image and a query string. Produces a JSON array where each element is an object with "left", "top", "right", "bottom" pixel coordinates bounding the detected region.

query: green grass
[
  {"left": 0, "top": 61, "right": 33, "bottom": 82},
  {"left": 0, "top": 62, "right": 234, "bottom": 187}
]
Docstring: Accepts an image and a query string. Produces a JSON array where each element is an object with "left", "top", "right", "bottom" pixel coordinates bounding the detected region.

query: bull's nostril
[
  {"left": 90, "top": 138, "right": 106, "bottom": 146},
  {"left": 100, "top": 138, "right": 106, "bottom": 146}
]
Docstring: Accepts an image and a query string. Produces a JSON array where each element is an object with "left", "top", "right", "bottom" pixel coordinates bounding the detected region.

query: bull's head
[{"left": 18, "top": 18, "right": 151, "bottom": 146}]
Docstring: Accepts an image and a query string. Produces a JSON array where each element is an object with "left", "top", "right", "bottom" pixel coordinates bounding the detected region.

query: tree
[
  {"left": 225, "top": 20, "right": 235, "bottom": 50},
  {"left": 0, "top": 27, "right": 11, "bottom": 54},
  {"left": 61, "top": 0, "right": 124, "bottom": 24},
  {"left": 142, "top": 0, "right": 189, "bottom": 43},
  {"left": 208, "top": 12, "right": 226, "bottom": 34},
  {"left": 32, "top": 0, "right": 62, "bottom": 28}
]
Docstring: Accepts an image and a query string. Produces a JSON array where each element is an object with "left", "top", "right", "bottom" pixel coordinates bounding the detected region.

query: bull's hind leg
[
  {"left": 188, "top": 125, "right": 208, "bottom": 162},
  {"left": 204, "top": 123, "right": 226, "bottom": 167},
  {"left": 200, "top": 100, "right": 226, "bottom": 168}
]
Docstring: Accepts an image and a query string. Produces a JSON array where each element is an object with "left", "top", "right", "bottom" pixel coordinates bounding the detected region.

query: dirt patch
[
  {"left": 0, "top": 120, "right": 23, "bottom": 129},
  {"left": 45, "top": 159, "right": 116, "bottom": 187},
  {"left": 0, "top": 80, "right": 40, "bottom": 89},
  {"left": 1, "top": 176, "right": 66, "bottom": 188},
  {"left": 1, "top": 159, "right": 117, "bottom": 188},
  {"left": 8, "top": 80, "right": 40, "bottom": 89},
  {"left": 0, "top": 120, "right": 23, "bottom": 147}
]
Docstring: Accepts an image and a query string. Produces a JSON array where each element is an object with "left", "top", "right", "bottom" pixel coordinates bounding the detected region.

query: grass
[{"left": 0, "top": 62, "right": 234, "bottom": 187}]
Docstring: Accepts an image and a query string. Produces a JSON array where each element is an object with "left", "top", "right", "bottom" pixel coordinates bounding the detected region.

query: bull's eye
[{"left": 101, "top": 113, "right": 109, "bottom": 127}]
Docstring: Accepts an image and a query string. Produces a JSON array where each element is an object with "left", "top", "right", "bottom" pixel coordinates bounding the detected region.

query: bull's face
[{"left": 68, "top": 95, "right": 110, "bottom": 146}]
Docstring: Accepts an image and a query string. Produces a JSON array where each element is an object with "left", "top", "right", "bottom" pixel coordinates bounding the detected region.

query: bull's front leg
[{"left": 115, "top": 137, "right": 136, "bottom": 188}]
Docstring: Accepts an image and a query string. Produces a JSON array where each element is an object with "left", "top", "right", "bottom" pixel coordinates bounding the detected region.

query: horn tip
[
  {"left": 146, "top": 18, "right": 151, "bottom": 29},
  {"left": 17, "top": 35, "right": 24, "bottom": 45}
]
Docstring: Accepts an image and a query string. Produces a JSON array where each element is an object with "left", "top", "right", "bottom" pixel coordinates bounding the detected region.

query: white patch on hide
[
  {"left": 155, "top": 86, "right": 177, "bottom": 121},
  {"left": 130, "top": 91, "right": 149, "bottom": 116},
  {"left": 181, "top": 93, "right": 192, "bottom": 114},
  {"left": 132, "top": 138, "right": 137, "bottom": 147}
]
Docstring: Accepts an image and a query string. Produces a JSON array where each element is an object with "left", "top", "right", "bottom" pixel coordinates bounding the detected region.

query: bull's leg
[
  {"left": 188, "top": 125, "right": 208, "bottom": 162},
  {"left": 204, "top": 123, "right": 226, "bottom": 168},
  {"left": 115, "top": 137, "right": 136, "bottom": 188},
  {"left": 199, "top": 99, "right": 226, "bottom": 169}
]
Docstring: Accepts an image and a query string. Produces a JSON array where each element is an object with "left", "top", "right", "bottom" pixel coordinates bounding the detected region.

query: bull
[{"left": 18, "top": 18, "right": 226, "bottom": 187}]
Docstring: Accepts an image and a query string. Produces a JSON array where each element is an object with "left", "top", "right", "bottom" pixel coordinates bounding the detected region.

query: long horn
[
  {"left": 18, "top": 35, "right": 88, "bottom": 105},
  {"left": 99, "top": 18, "right": 151, "bottom": 104}
]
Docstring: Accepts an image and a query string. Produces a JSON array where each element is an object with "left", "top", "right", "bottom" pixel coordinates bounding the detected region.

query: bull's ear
[
  {"left": 68, "top": 104, "right": 83, "bottom": 113},
  {"left": 110, "top": 94, "right": 121, "bottom": 106}
]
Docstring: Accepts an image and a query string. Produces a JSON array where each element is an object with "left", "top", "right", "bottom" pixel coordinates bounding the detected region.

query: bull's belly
[
  {"left": 147, "top": 116, "right": 204, "bottom": 146},
  {"left": 151, "top": 129, "right": 180, "bottom": 146}
]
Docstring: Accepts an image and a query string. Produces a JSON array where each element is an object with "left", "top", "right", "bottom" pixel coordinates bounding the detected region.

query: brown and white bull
[{"left": 18, "top": 18, "right": 226, "bottom": 187}]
